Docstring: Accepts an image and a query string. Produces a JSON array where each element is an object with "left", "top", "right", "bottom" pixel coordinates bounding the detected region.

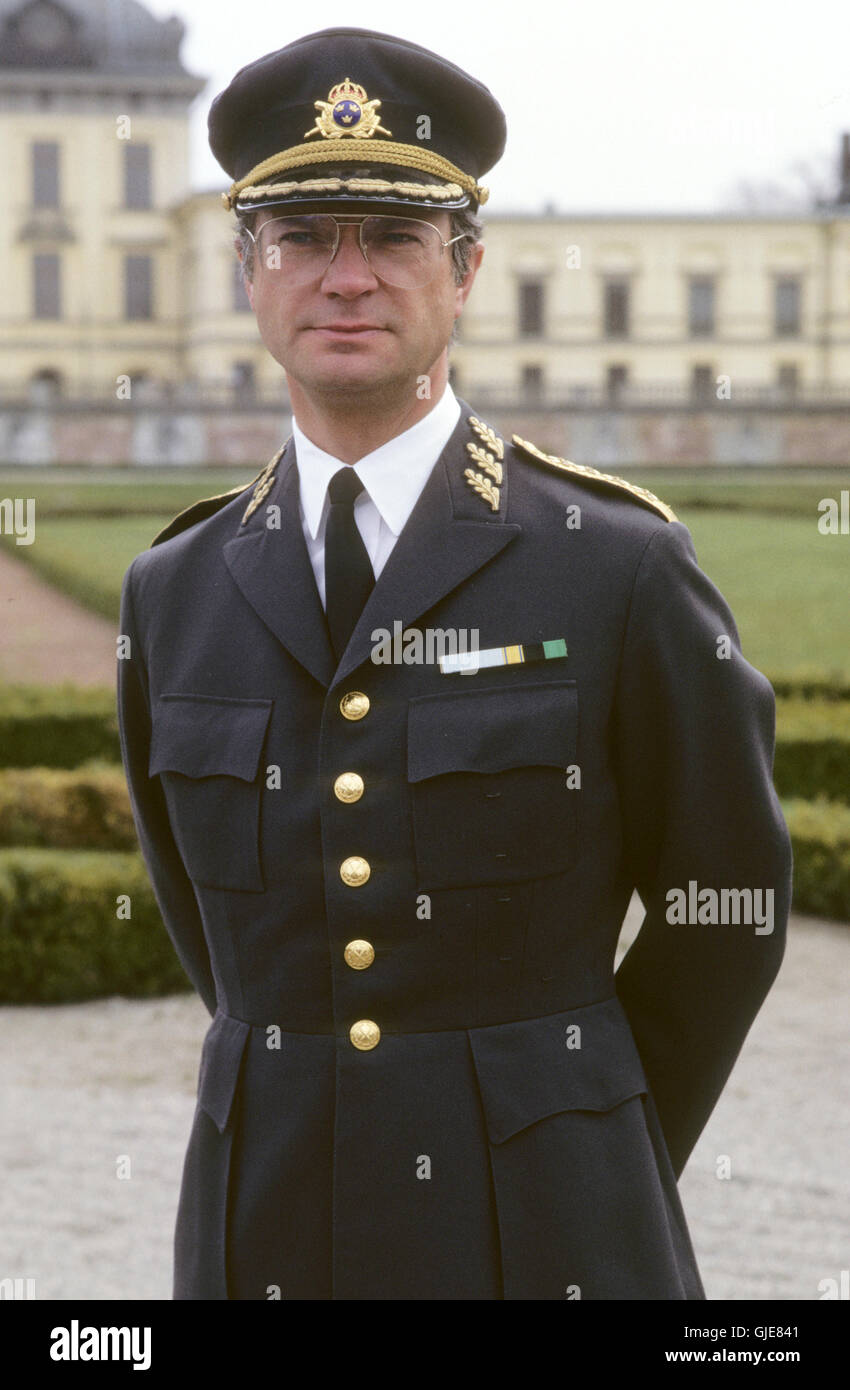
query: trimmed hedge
[
  {"left": 773, "top": 699, "right": 850, "bottom": 805},
  {"left": 0, "top": 849, "right": 190, "bottom": 1003},
  {"left": 1, "top": 704, "right": 847, "bottom": 859},
  {"left": 0, "top": 795, "right": 848, "bottom": 1003},
  {"left": 782, "top": 797, "right": 850, "bottom": 922},
  {"left": 1, "top": 683, "right": 849, "bottom": 778},
  {"left": 768, "top": 672, "right": 850, "bottom": 702},
  {"left": 0, "top": 685, "right": 119, "bottom": 769},
  {"left": 0, "top": 763, "right": 135, "bottom": 849}
]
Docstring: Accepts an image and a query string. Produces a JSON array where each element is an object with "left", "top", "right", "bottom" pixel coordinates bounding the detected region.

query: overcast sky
[{"left": 144, "top": 0, "right": 850, "bottom": 214}]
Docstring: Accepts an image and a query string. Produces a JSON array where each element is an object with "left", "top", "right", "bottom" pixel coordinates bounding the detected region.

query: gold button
[
  {"left": 340, "top": 691, "right": 370, "bottom": 721},
  {"left": 344, "top": 939, "right": 375, "bottom": 970},
  {"left": 350, "top": 1019, "right": 380, "bottom": 1050},
  {"left": 340, "top": 855, "right": 370, "bottom": 887},
  {"left": 334, "top": 772, "right": 364, "bottom": 803}
]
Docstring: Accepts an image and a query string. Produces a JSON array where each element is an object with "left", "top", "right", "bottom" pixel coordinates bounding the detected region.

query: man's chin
[{"left": 292, "top": 359, "right": 414, "bottom": 400}]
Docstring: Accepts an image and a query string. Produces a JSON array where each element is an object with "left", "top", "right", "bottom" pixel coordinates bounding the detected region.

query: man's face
[{"left": 243, "top": 205, "right": 484, "bottom": 403}]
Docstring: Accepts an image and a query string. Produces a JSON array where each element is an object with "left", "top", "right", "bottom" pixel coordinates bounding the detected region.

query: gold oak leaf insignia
[
  {"left": 464, "top": 468, "right": 500, "bottom": 512},
  {"left": 468, "top": 416, "right": 504, "bottom": 460},
  {"left": 465, "top": 441, "right": 503, "bottom": 485}
]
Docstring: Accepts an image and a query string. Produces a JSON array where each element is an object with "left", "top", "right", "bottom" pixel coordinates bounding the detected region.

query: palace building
[{"left": 3, "top": 0, "right": 850, "bottom": 464}]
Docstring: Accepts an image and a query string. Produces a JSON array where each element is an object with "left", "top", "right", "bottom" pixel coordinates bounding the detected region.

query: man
[{"left": 117, "top": 26, "right": 793, "bottom": 1301}]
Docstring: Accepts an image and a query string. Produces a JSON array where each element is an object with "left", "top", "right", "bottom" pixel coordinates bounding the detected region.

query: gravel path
[
  {"left": 0, "top": 548, "right": 116, "bottom": 686},
  {"left": 1, "top": 904, "right": 846, "bottom": 1301}
]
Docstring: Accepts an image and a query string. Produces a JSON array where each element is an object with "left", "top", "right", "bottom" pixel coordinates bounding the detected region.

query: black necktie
[{"left": 324, "top": 466, "right": 375, "bottom": 661}]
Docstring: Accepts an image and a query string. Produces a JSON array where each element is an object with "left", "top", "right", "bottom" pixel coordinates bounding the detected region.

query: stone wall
[{"left": 1, "top": 403, "right": 849, "bottom": 467}]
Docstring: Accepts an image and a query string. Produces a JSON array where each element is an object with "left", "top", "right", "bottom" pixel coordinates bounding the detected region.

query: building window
[
  {"left": 688, "top": 276, "right": 715, "bottom": 337},
  {"left": 603, "top": 278, "right": 630, "bottom": 338},
  {"left": 124, "top": 144, "right": 152, "bottom": 210},
  {"left": 519, "top": 280, "right": 544, "bottom": 337},
  {"left": 232, "top": 258, "right": 252, "bottom": 312},
  {"left": 691, "top": 364, "right": 715, "bottom": 404},
  {"left": 32, "top": 142, "right": 59, "bottom": 208},
  {"left": 125, "top": 254, "right": 153, "bottom": 320},
  {"left": 29, "top": 369, "right": 63, "bottom": 401},
  {"left": 232, "top": 361, "right": 256, "bottom": 399},
  {"left": 606, "top": 364, "right": 628, "bottom": 403},
  {"left": 775, "top": 276, "right": 801, "bottom": 337},
  {"left": 777, "top": 363, "right": 799, "bottom": 399},
  {"left": 33, "top": 252, "right": 61, "bottom": 318},
  {"left": 127, "top": 370, "right": 158, "bottom": 402},
  {"left": 521, "top": 364, "right": 544, "bottom": 401}
]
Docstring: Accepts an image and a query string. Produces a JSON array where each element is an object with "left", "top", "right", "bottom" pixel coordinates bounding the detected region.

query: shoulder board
[
  {"left": 150, "top": 442, "right": 288, "bottom": 547},
  {"left": 511, "top": 434, "right": 677, "bottom": 523}
]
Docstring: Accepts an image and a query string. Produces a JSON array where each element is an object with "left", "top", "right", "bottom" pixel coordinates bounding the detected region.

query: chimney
[{"left": 839, "top": 133, "right": 850, "bottom": 204}]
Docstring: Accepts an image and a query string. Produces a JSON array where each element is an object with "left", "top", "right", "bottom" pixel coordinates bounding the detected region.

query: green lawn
[
  {"left": 1, "top": 468, "right": 848, "bottom": 679},
  {"left": 683, "top": 511, "right": 849, "bottom": 681},
  {"left": 0, "top": 517, "right": 172, "bottom": 622},
  {"left": 628, "top": 468, "right": 847, "bottom": 517},
  {"left": 0, "top": 468, "right": 257, "bottom": 516},
  {"left": 0, "top": 465, "right": 844, "bottom": 518}
]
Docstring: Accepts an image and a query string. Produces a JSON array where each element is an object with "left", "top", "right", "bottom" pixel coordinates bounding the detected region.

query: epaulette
[
  {"left": 150, "top": 442, "right": 288, "bottom": 547},
  {"left": 511, "top": 434, "right": 677, "bottom": 524}
]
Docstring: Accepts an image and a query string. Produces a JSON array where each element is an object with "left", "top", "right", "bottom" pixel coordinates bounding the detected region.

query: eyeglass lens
[{"left": 255, "top": 215, "right": 446, "bottom": 288}]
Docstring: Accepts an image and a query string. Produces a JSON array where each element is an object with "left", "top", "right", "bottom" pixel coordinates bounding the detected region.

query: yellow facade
[
  {"left": 8, "top": 173, "right": 850, "bottom": 404},
  {"left": 450, "top": 213, "right": 850, "bottom": 398},
  {"left": 5, "top": 110, "right": 190, "bottom": 390},
  {"left": 3, "top": 0, "right": 850, "bottom": 408}
]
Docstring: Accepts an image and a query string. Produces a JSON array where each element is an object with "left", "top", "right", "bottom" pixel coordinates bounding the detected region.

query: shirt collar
[{"left": 293, "top": 382, "right": 462, "bottom": 540}]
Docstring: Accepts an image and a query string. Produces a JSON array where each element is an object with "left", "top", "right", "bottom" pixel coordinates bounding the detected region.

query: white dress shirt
[{"left": 292, "top": 382, "right": 462, "bottom": 609}]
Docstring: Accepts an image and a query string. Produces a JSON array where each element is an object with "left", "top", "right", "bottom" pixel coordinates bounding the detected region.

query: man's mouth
[{"left": 311, "top": 324, "right": 386, "bottom": 334}]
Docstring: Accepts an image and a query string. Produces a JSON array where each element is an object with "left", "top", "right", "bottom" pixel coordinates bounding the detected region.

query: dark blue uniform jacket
[{"left": 117, "top": 401, "right": 793, "bottom": 1300}]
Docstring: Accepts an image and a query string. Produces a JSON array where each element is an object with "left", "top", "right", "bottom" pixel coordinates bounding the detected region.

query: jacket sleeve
[
  {"left": 612, "top": 520, "right": 793, "bottom": 1179},
  {"left": 117, "top": 558, "right": 217, "bottom": 1017}
]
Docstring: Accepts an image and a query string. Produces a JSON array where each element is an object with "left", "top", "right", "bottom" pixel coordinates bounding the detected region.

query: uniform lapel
[
  {"left": 223, "top": 401, "right": 521, "bottom": 690},
  {"left": 223, "top": 437, "right": 338, "bottom": 689},
  {"left": 333, "top": 400, "right": 520, "bottom": 686}
]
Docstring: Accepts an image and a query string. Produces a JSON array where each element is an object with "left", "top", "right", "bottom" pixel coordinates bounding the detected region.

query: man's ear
[
  {"left": 455, "top": 240, "right": 485, "bottom": 313},
  {"left": 240, "top": 258, "right": 255, "bottom": 310}
]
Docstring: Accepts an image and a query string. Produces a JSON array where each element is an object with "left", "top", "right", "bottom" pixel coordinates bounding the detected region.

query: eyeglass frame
[{"left": 242, "top": 211, "right": 472, "bottom": 285}]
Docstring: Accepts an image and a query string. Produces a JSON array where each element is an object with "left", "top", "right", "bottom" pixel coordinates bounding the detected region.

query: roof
[{"left": 0, "top": 0, "right": 196, "bottom": 75}]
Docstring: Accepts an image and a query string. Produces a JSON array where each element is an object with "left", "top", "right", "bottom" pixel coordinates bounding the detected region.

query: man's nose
[{"left": 320, "top": 223, "right": 378, "bottom": 290}]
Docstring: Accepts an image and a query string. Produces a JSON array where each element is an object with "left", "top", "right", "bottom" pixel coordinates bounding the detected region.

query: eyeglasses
[{"left": 244, "top": 213, "right": 471, "bottom": 289}]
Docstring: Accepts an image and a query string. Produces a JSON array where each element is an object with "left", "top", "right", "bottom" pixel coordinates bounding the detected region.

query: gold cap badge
[{"left": 304, "top": 79, "right": 393, "bottom": 142}]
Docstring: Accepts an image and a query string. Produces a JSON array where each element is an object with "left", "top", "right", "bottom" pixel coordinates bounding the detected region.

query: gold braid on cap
[
  {"left": 232, "top": 176, "right": 467, "bottom": 204},
  {"left": 222, "top": 139, "right": 489, "bottom": 210}
]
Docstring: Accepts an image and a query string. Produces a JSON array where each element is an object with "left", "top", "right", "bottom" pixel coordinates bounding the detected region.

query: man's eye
[
  {"left": 373, "top": 231, "right": 419, "bottom": 246},
  {"left": 277, "top": 230, "right": 320, "bottom": 246}
]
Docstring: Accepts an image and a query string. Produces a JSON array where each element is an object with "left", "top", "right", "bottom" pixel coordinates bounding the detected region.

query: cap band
[
  {"left": 222, "top": 138, "right": 489, "bottom": 210},
  {"left": 228, "top": 176, "right": 468, "bottom": 208}
]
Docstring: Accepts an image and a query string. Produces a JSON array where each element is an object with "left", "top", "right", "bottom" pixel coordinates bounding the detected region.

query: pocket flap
[
  {"left": 149, "top": 694, "right": 272, "bottom": 781},
  {"left": 407, "top": 681, "right": 577, "bottom": 781},
  {"left": 468, "top": 996, "right": 647, "bottom": 1144},
  {"left": 197, "top": 1011, "right": 252, "bottom": 1133}
]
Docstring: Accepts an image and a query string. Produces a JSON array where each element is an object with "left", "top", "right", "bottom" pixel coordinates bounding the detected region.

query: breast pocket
[
  {"left": 407, "top": 680, "right": 578, "bottom": 891},
  {"left": 149, "top": 693, "right": 273, "bottom": 892}
]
